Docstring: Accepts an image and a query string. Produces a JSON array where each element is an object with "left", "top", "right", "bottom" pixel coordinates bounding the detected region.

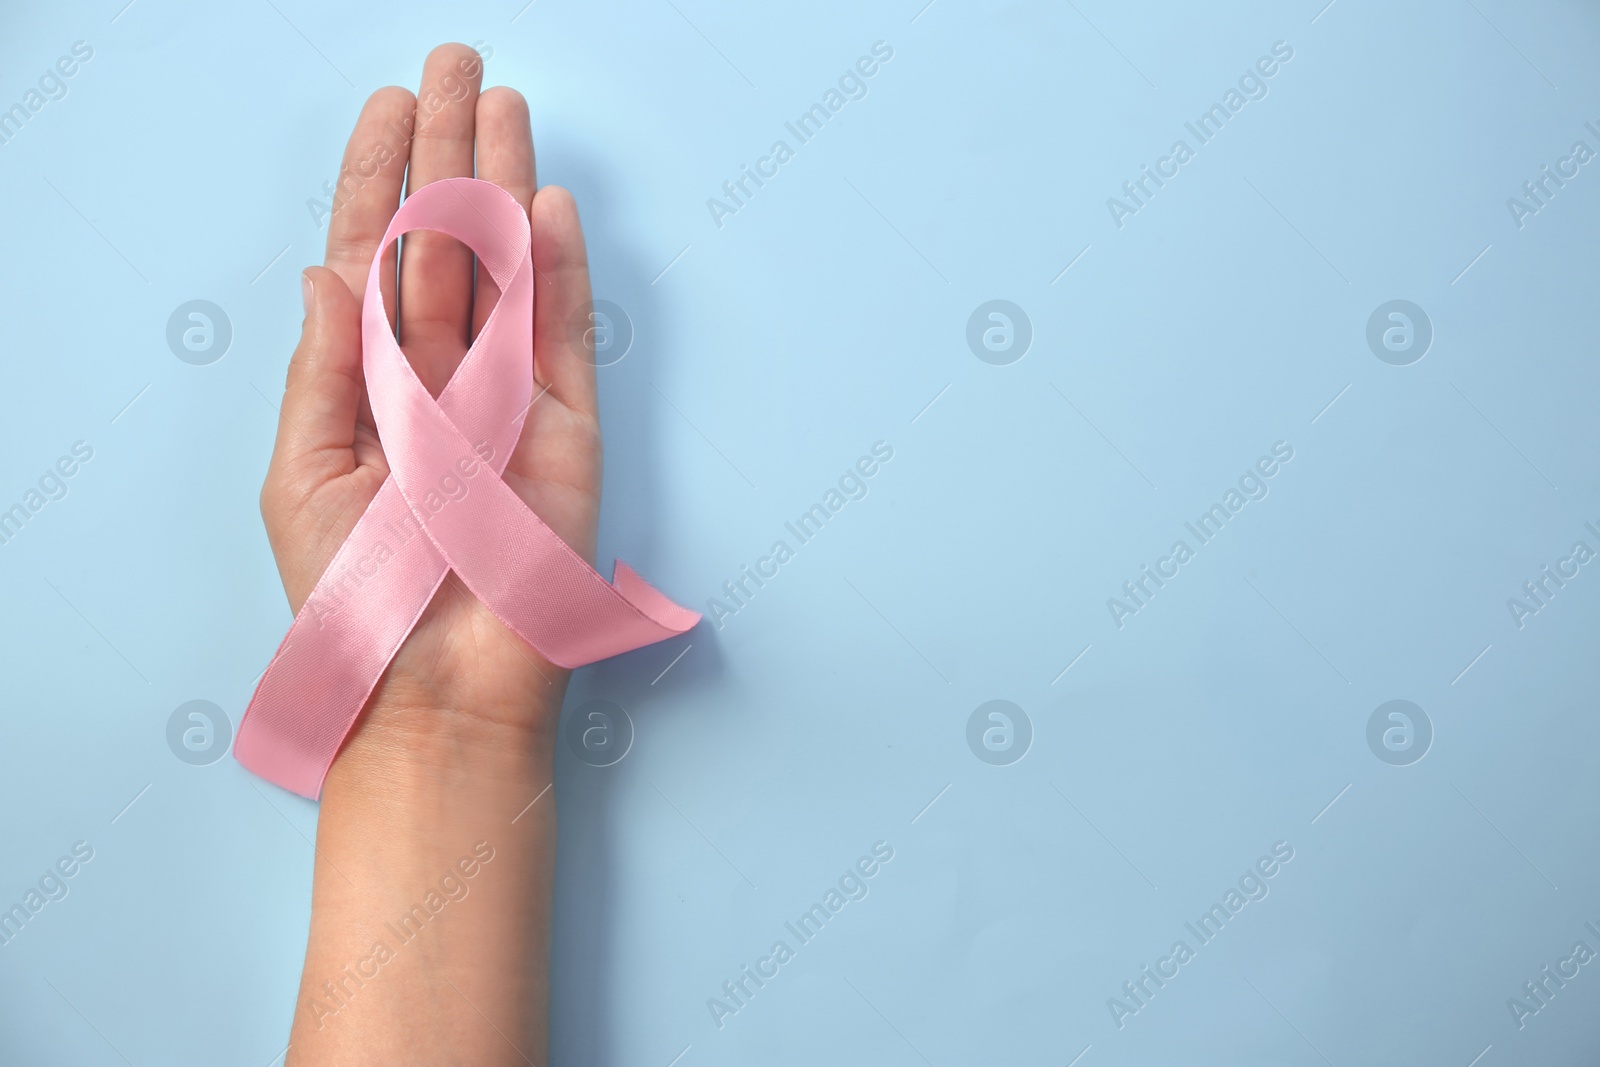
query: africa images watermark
[
  {"left": 305, "top": 41, "right": 493, "bottom": 228},
  {"left": 1107, "top": 840, "right": 1296, "bottom": 1030},
  {"left": 0, "top": 439, "right": 95, "bottom": 548},
  {"left": 706, "top": 840, "right": 895, "bottom": 1030},
  {"left": 1505, "top": 918, "right": 1600, "bottom": 1031},
  {"left": 0, "top": 40, "right": 94, "bottom": 148},
  {"left": 706, "top": 41, "right": 895, "bottom": 229},
  {"left": 1106, "top": 441, "right": 1295, "bottom": 629},
  {"left": 1105, "top": 40, "right": 1295, "bottom": 229},
  {"left": 705, "top": 440, "right": 894, "bottom": 628},
  {"left": 309, "top": 442, "right": 495, "bottom": 626},
  {"left": 1506, "top": 119, "right": 1600, "bottom": 231},
  {"left": 1504, "top": 518, "right": 1600, "bottom": 631},
  {"left": 303, "top": 841, "right": 496, "bottom": 1029},
  {"left": 0, "top": 840, "right": 95, "bottom": 949}
]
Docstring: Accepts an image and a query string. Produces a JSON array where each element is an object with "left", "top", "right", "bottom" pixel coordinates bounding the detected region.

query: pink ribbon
[{"left": 234, "top": 177, "right": 699, "bottom": 798}]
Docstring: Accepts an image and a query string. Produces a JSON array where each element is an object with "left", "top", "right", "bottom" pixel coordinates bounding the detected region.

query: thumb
[{"left": 273, "top": 265, "right": 365, "bottom": 476}]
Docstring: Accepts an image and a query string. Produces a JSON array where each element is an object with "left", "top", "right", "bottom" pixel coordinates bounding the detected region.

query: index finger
[{"left": 323, "top": 86, "right": 415, "bottom": 333}]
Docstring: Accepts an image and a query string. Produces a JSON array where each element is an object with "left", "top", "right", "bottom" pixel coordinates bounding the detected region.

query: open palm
[{"left": 260, "top": 44, "right": 601, "bottom": 745}]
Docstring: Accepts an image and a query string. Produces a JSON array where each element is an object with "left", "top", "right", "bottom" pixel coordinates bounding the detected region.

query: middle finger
[{"left": 399, "top": 43, "right": 484, "bottom": 395}]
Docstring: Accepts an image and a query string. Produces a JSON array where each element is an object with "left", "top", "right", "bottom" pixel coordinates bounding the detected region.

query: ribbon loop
[{"left": 234, "top": 177, "right": 698, "bottom": 799}]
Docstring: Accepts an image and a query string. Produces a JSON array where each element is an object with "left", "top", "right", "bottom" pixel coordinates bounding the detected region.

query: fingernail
[{"left": 301, "top": 271, "right": 314, "bottom": 315}]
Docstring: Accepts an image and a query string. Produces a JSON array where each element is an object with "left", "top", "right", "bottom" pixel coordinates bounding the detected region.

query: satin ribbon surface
[{"left": 234, "top": 177, "right": 698, "bottom": 798}]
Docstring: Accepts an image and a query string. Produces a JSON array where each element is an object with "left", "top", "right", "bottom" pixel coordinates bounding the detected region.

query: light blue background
[{"left": 2, "top": 1, "right": 1598, "bottom": 1064}]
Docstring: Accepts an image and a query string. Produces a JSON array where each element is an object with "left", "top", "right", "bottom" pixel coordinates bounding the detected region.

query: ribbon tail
[
  {"left": 612, "top": 560, "right": 702, "bottom": 632},
  {"left": 527, "top": 561, "right": 700, "bottom": 671}
]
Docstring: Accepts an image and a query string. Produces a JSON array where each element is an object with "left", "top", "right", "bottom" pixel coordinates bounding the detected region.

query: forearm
[{"left": 285, "top": 701, "right": 558, "bottom": 1066}]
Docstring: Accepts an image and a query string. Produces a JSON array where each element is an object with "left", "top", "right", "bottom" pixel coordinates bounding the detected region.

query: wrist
[{"left": 328, "top": 670, "right": 566, "bottom": 797}]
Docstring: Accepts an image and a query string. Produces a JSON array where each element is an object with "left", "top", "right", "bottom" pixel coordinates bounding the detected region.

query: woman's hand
[
  {"left": 274, "top": 44, "right": 589, "bottom": 1066},
  {"left": 261, "top": 42, "right": 601, "bottom": 760}
]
